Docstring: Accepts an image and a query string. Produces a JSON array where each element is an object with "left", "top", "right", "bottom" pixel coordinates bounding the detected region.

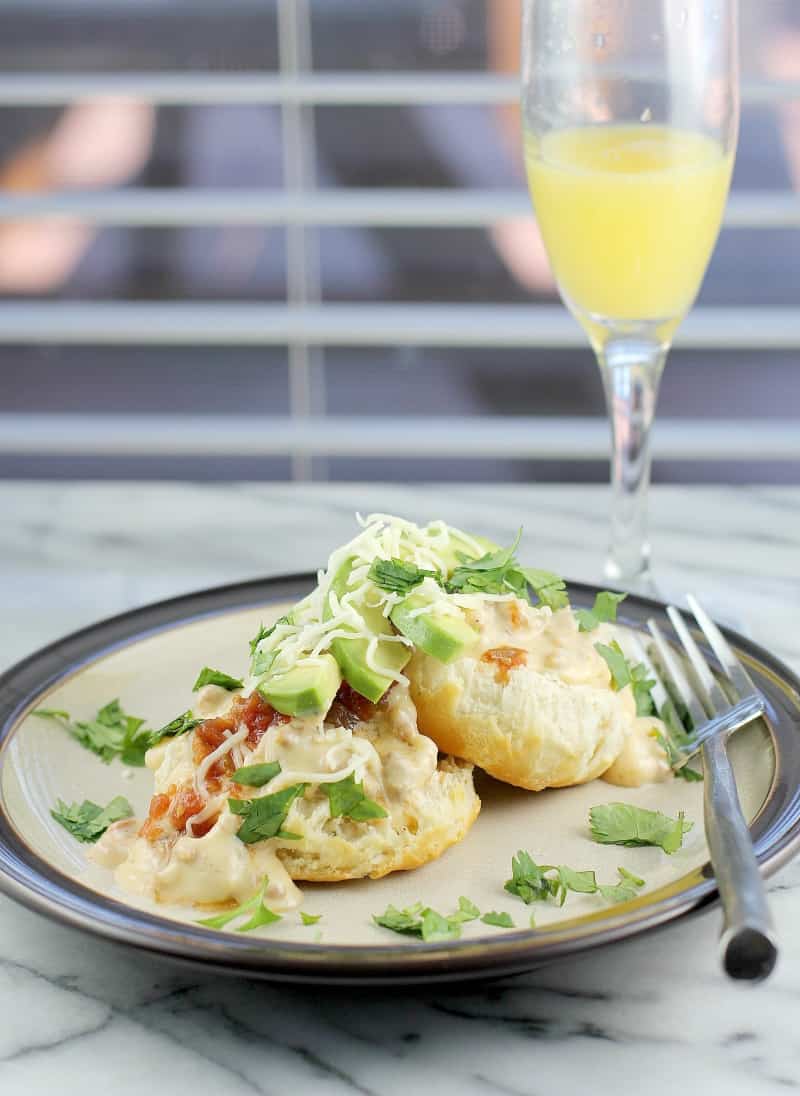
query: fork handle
[{"left": 703, "top": 733, "right": 778, "bottom": 981}]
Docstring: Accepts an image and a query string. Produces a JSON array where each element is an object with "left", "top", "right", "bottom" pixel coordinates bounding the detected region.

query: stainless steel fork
[{"left": 627, "top": 594, "right": 777, "bottom": 981}]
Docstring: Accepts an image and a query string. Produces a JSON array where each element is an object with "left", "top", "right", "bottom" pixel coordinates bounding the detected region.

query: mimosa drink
[{"left": 525, "top": 125, "right": 733, "bottom": 330}]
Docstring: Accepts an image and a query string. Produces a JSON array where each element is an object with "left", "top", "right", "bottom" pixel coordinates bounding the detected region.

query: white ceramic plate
[{"left": 0, "top": 575, "right": 798, "bottom": 985}]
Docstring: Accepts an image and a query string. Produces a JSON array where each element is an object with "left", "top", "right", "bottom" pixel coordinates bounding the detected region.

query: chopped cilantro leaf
[
  {"left": 481, "top": 911, "right": 515, "bottom": 928},
  {"left": 323, "top": 772, "right": 388, "bottom": 822},
  {"left": 368, "top": 558, "right": 442, "bottom": 596},
  {"left": 594, "top": 641, "right": 656, "bottom": 716},
  {"left": 34, "top": 700, "right": 150, "bottom": 766},
  {"left": 629, "top": 662, "right": 658, "bottom": 717},
  {"left": 675, "top": 763, "right": 704, "bottom": 782},
  {"left": 231, "top": 761, "right": 282, "bottom": 787},
  {"left": 300, "top": 911, "right": 322, "bottom": 926},
  {"left": 556, "top": 865, "right": 598, "bottom": 896},
  {"left": 119, "top": 725, "right": 157, "bottom": 768},
  {"left": 505, "top": 852, "right": 637, "bottom": 908},
  {"left": 150, "top": 710, "right": 201, "bottom": 739},
  {"left": 445, "top": 530, "right": 523, "bottom": 596},
  {"left": 653, "top": 727, "right": 704, "bottom": 782},
  {"left": 458, "top": 530, "right": 521, "bottom": 573},
  {"left": 51, "top": 795, "right": 133, "bottom": 843},
  {"left": 420, "top": 908, "right": 460, "bottom": 942},
  {"left": 196, "top": 876, "right": 281, "bottom": 932},
  {"left": 373, "top": 897, "right": 480, "bottom": 941},
  {"left": 504, "top": 849, "right": 559, "bottom": 904},
  {"left": 597, "top": 867, "right": 647, "bottom": 904},
  {"left": 589, "top": 802, "right": 693, "bottom": 855},
  {"left": 373, "top": 904, "right": 425, "bottom": 936},
  {"left": 362, "top": 527, "right": 572, "bottom": 619},
  {"left": 649, "top": 697, "right": 704, "bottom": 783},
  {"left": 521, "top": 567, "right": 569, "bottom": 611},
  {"left": 192, "top": 667, "right": 244, "bottom": 692},
  {"left": 504, "top": 850, "right": 650, "bottom": 911},
  {"left": 249, "top": 615, "right": 292, "bottom": 677},
  {"left": 229, "top": 783, "right": 307, "bottom": 844},
  {"left": 142, "top": 711, "right": 202, "bottom": 757},
  {"left": 448, "top": 896, "right": 481, "bottom": 924},
  {"left": 252, "top": 648, "right": 280, "bottom": 678},
  {"left": 443, "top": 531, "right": 569, "bottom": 613},
  {"left": 594, "top": 640, "right": 631, "bottom": 690},
  {"left": 575, "top": 591, "right": 627, "bottom": 632},
  {"left": 249, "top": 622, "right": 273, "bottom": 657},
  {"left": 661, "top": 695, "right": 693, "bottom": 741}
]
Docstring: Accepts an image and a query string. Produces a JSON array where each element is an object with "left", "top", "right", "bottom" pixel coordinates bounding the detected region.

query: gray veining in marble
[{"left": 0, "top": 483, "right": 798, "bottom": 1096}]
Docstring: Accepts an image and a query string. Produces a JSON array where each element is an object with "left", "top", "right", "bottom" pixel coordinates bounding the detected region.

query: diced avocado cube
[
  {"left": 390, "top": 591, "right": 479, "bottom": 663},
  {"left": 325, "top": 556, "right": 411, "bottom": 703},
  {"left": 259, "top": 652, "right": 341, "bottom": 717}
]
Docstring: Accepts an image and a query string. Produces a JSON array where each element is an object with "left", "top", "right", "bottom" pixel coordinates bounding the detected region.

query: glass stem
[{"left": 597, "top": 337, "right": 667, "bottom": 593}]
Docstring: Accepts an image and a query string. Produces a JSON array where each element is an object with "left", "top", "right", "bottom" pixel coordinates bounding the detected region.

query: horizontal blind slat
[
  {"left": 0, "top": 72, "right": 796, "bottom": 104},
  {"left": 0, "top": 303, "right": 798, "bottom": 349},
  {"left": 0, "top": 414, "right": 796, "bottom": 460},
  {"left": 0, "top": 188, "right": 795, "bottom": 228}
]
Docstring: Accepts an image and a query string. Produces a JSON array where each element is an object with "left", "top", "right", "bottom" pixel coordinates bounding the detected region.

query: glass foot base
[{"left": 604, "top": 553, "right": 660, "bottom": 598}]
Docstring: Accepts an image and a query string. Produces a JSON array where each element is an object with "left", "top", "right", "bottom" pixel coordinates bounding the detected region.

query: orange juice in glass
[{"left": 522, "top": 1, "right": 739, "bottom": 588}]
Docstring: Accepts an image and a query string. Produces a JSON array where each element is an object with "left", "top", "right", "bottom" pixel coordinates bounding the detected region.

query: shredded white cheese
[
  {"left": 193, "top": 722, "right": 250, "bottom": 804},
  {"left": 253, "top": 719, "right": 380, "bottom": 793},
  {"left": 247, "top": 513, "right": 495, "bottom": 690},
  {"left": 185, "top": 790, "right": 228, "bottom": 837}
]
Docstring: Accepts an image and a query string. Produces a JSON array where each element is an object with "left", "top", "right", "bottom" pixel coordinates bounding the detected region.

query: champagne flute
[{"left": 522, "top": 0, "right": 739, "bottom": 591}]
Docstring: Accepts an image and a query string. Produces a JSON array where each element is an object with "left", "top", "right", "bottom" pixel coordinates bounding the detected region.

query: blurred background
[{"left": 0, "top": 0, "right": 797, "bottom": 484}]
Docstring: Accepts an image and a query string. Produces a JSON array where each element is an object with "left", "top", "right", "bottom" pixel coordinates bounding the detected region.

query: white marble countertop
[{"left": 1, "top": 483, "right": 799, "bottom": 1096}]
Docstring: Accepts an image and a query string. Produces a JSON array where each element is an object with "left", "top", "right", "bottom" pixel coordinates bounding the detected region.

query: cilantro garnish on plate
[
  {"left": 229, "top": 783, "right": 307, "bottom": 844},
  {"left": 575, "top": 590, "right": 627, "bottom": 633},
  {"left": 520, "top": 567, "right": 570, "bottom": 611},
  {"left": 589, "top": 802, "right": 693, "bottom": 854},
  {"left": 373, "top": 896, "right": 481, "bottom": 941},
  {"left": 443, "top": 530, "right": 569, "bottom": 610},
  {"left": 651, "top": 697, "right": 704, "bottom": 782},
  {"left": 504, "top": 850, "right": 561, "bottom": 904},
  {"left": 323, "top": 772, "right": 388, "bottom": 822},
  {"left": 505, "top": 850, "right": 649, "bottom": 906},
  {"left": 196, "top": 876, "right": 281, "bottom": 932},
  {"left": 368, "top": 558, "right": 442, "bottom": 596},
  {"left": 594, "top": 641, "right": 703, "bottom": 782},
  {"left": 51, "top": 795, "right": 133, "bottom": 843},
  {"left": 598, "top": 867, "right": 647, "bottom": 904},
  {"left": 594, "top": 641, "right": 657, "bottom": 716},
  {"left": 231, "top": 760, "right": 282, "bottom": 788},
  {"left": 145, "top": 710, "right": 202, "bottom": 751},
  {"left": 33, "top": 701, "right": 201, "bottom": 767},
  {"left": 249, "top": 615, "right": 293, "bottom": 676},
  {"left": 504, "top": 850, "right": 600, "bottom": 907},
  {"left": 366, "top": 529, "right": 570, "bottom": 611},
  {"left": 481, "top": 911, "right": 515, "bottom": 928},
  {"left": 448, "top": 896, "right": 481, "bottom": 924},
  {"left": 34, "top": 699, "right": 148, "bottom": 766},
  {"left": 192, "top": 667, "right": 244, "bottom": 692}
]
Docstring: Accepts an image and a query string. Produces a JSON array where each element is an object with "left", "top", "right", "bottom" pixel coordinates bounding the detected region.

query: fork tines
[{"left": 645, "top": 595, "right": 766, "bottom": 762}]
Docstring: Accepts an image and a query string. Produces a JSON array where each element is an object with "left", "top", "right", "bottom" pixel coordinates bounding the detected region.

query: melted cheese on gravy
[
  {"left": 110, "top": 682, "right": 437, "bottom": 911},
  {"left": 458, "top": 598, "right": 670, "bottom": 785},
  {"left": 105, "top": 602, "right": 672, "bottom": 914},
  {"left": 115, "top": 810, "right": 302, "bottom": 909},
  {"left": 603, "top": 701, "right": 672, "bottom": 787},
  {"left": 458, "top": 599, "right": 611, "bottom": 687}
]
